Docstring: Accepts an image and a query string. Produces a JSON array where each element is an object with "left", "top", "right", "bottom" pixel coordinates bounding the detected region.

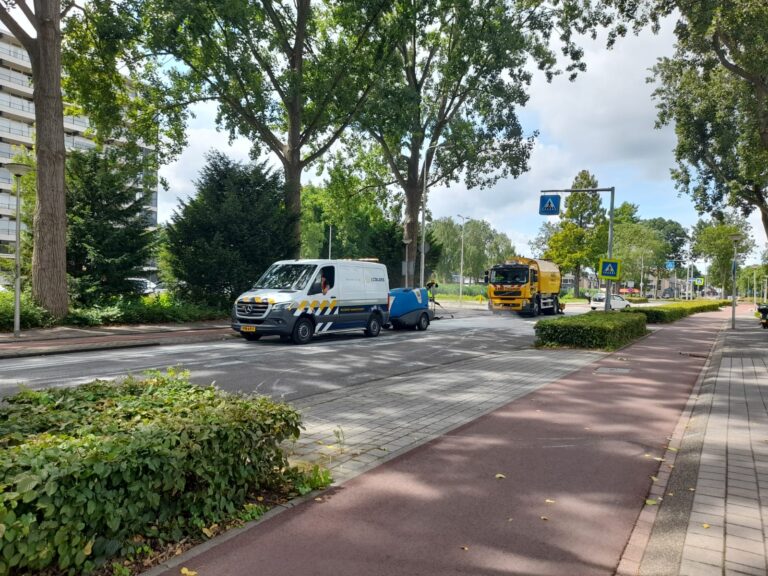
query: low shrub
[
  {"left": 0, "top": 369, "right": 304, "bottom": 575},
  {"left": 0, "top": 290, "right": 53, "bottom": 331},
  {"left": 622, "top": 299, "right": 726, "bottom": 323},
  {"left": 626, "top": 297, "right": 648, "bottom": 304},
  {"left": 535, "top": 311, "right": 647, "bottom": 350},
  {"left": 431, "top": 283, "right": 487, "bottom": 298}
]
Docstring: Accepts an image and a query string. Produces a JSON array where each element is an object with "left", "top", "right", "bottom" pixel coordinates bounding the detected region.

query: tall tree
[
  {"left": 643, "top": 217, "right": 689, "bottom": 262},
  {"left": 65, "top": 147, "right": 155, "bottom": 305},
  {"left": 691, "top": 214, "right": 755, "bottom": 294},
  {"left": 345, "top": 0, "right": 621, "bottom": 287},
  {"left": 643, "top": 1, "right": 768, "bottom": 238},
  {"left": 66, "top": 0, "right": 401, "bottom": 257},
  {"left": 546, "top": 170, "right": 606, "bottom": 297},
  {"left": 165, "top": 152, "right": 297, "bottom": 306},
  {"left": 0, "top": 0, "right": 69, "bottom": 317},
  {"left": 612, "top": 222, "right": 668, "bottom": 292}
]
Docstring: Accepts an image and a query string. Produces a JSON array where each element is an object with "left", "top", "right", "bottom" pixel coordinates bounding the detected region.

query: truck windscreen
[
  {"left": 491, "top": 267, "right": 528, "bottom": 284},
  {"left": 253, "top": 264, "right": 317, "bottom": 291}
]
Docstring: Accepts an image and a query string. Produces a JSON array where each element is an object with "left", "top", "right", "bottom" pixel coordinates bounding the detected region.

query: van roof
[{"left": 272, "top": 259, "right": 385, "bottom": 267}]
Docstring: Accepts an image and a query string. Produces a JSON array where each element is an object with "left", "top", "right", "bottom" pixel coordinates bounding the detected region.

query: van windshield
[
  {"left": 490, "top": 266, "right": 528, "bottom": 284},
  {"left": 253, "top": 264, "right": 317, "bottom": 291}
]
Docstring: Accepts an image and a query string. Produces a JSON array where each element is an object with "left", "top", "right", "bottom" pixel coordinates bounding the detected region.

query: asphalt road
[{"left": 0, "top": 309, "right": 563, "bottom": 399}]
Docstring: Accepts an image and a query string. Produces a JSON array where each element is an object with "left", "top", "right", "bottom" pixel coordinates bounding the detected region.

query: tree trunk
[
  {"left": 403, "top": 182, "right": 421, "bottom": 288},
  {"left": 29, "top": 3, "right": 68, "bottom": 318},
  {"left": 573, "top": 264, "right": 581, "bottom": 298},
  {"left": 284, "top": 159, "right": 302, "bottom": 258}
]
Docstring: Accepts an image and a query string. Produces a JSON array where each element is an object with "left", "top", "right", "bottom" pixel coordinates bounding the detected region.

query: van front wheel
[
  {"left": 292, "top": 318, "right": 314, "bottom": 345},
  {"left": 365, "top": 314, "right": 382, "bottom": 337}
]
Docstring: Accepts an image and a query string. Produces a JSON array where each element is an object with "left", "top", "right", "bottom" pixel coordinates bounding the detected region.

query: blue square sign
[
  {"left": 539, "top": 194, "right": 561, "bottom": 216},
  {"left": 598, "top": 258, "right": 621, "bottom": 280}
]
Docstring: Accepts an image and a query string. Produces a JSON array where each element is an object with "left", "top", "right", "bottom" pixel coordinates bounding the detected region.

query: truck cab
[{"left": 484, "top": 258, "right": 561, "bottom": 316}]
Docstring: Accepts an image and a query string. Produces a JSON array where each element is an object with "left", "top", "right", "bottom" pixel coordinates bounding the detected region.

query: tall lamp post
[
  {"left": 457, "top": 214, "right": 470, "bottom": 305},
  {"left": 5, "top": 163, "right": 32, "bottom": 338},
  {"left": 729, "top": 233, "right": 743, "bottom": 330}
]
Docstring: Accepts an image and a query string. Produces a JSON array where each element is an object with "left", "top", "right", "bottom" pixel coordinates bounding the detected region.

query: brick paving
[{"left": 288, "top": 349, "right": 603, "bottom": 483}]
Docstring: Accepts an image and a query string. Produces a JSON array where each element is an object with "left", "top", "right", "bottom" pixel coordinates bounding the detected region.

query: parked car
[
  {"left": 126, "top": 277, "right": 159, "bottom": 295},
  {"left": 661, "top": 288, "right": 675, "bottom": 299},
  {"left": 591, "top": 294, "right": 631, "bottom": 310}
]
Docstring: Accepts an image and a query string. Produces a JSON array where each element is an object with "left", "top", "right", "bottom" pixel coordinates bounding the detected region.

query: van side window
[{"left": 311, "top": 266, "right": 335, "bottom": 295}]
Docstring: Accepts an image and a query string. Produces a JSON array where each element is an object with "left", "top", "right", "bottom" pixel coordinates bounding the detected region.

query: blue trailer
[{"left": 388, "top": 288, "right": 434, "bottom": 330}]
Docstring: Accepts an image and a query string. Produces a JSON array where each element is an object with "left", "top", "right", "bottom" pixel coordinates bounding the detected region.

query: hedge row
[
  {"left": 0, "top": 291, "right": 226, "bottom": 331},
  {"left": 0, "top": 370, "right": 303, "bottom": 575},
  {"left": 535, "top": 311, "right": 647, "bottom": 350},
  {"left": 621, "top": 299, "right": 728, "bottom": 323}
]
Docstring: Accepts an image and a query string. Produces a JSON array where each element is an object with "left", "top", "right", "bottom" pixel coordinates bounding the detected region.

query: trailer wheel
[
  {"left": 417, "top": 312, "right": 430, "bottom": 331},
  {"left": 364, "top": 313, "right": 382, "bottom": 337},
  {"left": 292, "top": 317, "right": 314, "bottom": 344}
]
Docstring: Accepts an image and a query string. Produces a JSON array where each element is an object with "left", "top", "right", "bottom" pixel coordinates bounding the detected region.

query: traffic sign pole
[{"left": 540, "top": 186, "right": 615, "bottom": 308}]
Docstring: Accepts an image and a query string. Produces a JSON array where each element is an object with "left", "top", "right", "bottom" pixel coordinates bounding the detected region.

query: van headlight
[{"left": 271, "top": 302, "right": 292, "bottom": 311}]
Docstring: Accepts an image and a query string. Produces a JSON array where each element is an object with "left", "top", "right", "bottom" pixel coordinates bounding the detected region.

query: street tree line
[
  {"left": 530, "top": 170, "right": 758, "bottom": 296},
  {"left": 1, "top": 0, "right": 765, "bottom": 318}
]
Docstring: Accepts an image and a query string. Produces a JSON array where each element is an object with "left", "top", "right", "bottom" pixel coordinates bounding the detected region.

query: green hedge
[
  {"left": 0, "top": 292, "right": 227, "bottom": 331},
  {"left": 0, "top": 370, "right": 303, "bottom": 575},
  {"left": 535, "top": 311, "right": 647, "bottom": 350},
  {"left": 621, "top": 300, "right": 727, "bottom": 323}
]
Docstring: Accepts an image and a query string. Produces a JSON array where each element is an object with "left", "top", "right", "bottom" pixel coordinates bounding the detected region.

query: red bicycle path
[{"left": 148, "top": 308, "right": 727, "bottom": 576}]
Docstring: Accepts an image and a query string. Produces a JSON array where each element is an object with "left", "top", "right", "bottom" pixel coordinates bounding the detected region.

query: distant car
[
  {"left": 126, "top": 277, "right": 158, "bottom": 295},
  {"left": 644, "top": 291, "right": 655, "bottom": 299},
  {"left": 590, "top": 292, "right": 606, "bottom": 303},
  {"left": 591, "top": 294, "right": 631, "bottom": 310},
  {"left": 661, "top": 288, "right": 674, "bottom": 299}
]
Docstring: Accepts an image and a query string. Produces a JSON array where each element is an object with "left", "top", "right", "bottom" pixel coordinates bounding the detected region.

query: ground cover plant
[
  {"left": 535, "top": 311, "right": 647, "bottom": 350},
  {"left": 0, "top": 369, "right": 328, "bottom": 575}
]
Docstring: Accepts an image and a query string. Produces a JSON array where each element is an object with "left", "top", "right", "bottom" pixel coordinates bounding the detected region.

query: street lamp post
[
  {"left": 729, "top": 233, "right": 742, "bottom": 330},
  {"left": 5, "top": 163, "right": 32, "bottom": 338},
  {"left": 458, "top": 214, "right": 470, "bottom": 305}
]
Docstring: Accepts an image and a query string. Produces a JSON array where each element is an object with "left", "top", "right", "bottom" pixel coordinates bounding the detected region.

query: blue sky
[{"left": 158, "top": 18, "right": 765, "bottom": 266}]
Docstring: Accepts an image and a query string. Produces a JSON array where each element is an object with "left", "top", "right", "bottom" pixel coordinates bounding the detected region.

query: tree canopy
[
  {"left": 165, "top": 152, "right": 297, "bottom": 305},
  {"left": 65, "top": 148, "right": 156, "bottom": 305},
  {"left": 65, "top": 0, "right": 402, "bottom": 256},
  {"left": 341, "top": 0, "right": 626, "bottom": 287},
  {"left": 648, "top": 0, "right": 768, "bottom": 238}
]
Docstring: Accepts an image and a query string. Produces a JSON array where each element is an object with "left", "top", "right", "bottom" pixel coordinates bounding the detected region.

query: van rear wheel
[
  {"left": 364, "top": 314, "right": 382, "bottom": 337},
  {"left": 292, "top": 317, "right": 314, "bottom": 345}
]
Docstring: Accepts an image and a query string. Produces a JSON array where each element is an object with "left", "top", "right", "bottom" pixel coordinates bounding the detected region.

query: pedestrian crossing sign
[
  {"left": 598, "top": 258, "right": 621, "bottom": 280},
  {"left": 539, "top": 194, "right": 561, "bottom": 216}
]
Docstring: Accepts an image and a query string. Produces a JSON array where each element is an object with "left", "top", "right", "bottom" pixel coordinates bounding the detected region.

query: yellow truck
[{"left": 484, "top": 257, "right": 562, "bottom": 316}]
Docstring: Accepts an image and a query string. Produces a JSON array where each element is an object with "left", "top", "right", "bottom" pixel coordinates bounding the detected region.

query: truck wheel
[
  {"left": 364, "top": 314, "right": 382, "bottom": 337},
  {"left": 530, "top": 298, "right": 540, "bottom": 317},
  {"left": 291, "top": 317, "right": 314, "bottom": 344},
  {"left": 242, "top": 333, "right": 261, "bottom": 341},
  {"left": 545, "top": 297, "right": 558, "bottom": 316},
  {"left": 417, "top": 312, "right": 430, "bottom": 331}
]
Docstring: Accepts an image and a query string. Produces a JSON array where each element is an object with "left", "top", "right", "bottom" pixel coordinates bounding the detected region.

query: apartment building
[{"left": 0, "top": 28, "right": 158, "bottom": 269}]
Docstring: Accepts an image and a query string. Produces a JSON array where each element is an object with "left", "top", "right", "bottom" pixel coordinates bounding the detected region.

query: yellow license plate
[{"left": 241, "top": 325, "right": 256, "bottom": 333}]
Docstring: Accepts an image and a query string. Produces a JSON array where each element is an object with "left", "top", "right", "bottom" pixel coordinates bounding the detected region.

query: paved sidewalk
[
  {"left": 143, "top": 306, "right": 742, "bottom": 576},
  {"left": 634, "top": 305, "right": 768, "bottom": 575}
]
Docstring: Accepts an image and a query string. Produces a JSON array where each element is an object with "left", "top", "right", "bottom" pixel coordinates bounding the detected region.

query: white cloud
[{"left": 157, "top": 102, "right": 252, "bottom": 223}]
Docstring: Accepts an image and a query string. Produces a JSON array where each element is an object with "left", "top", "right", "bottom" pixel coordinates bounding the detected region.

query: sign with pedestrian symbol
[
  {"left": 539, "top": 194, "right": 561, "bottom": 216},
  {"left": 694, "top": 277, "right": 704, "bottom": 286},
  {"left": 598, "top": 258, "right": 621, "bottom": 280}
]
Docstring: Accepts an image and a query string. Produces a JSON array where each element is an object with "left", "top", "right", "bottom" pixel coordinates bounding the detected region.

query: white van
[{"left": 231, "top": 259, "right": 390, "bottom": 344}]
